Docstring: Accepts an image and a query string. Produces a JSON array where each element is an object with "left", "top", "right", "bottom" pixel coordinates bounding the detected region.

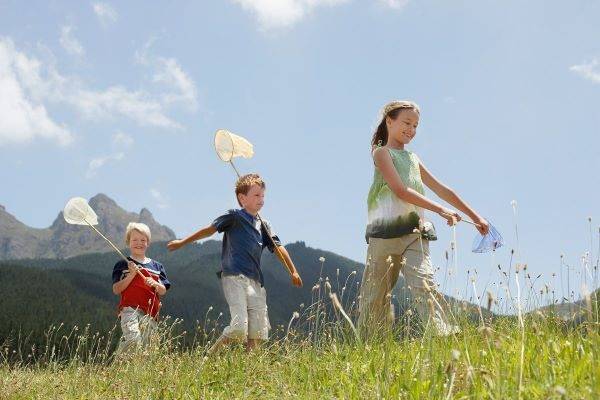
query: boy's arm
[
  {"left": 113, "top": 261, "right": 138, "bottom": 295},
  {"left": 167, "top": 225, "right": 217, "bottom": 251},
  {"left": 419, "top": 161, "right": 489, "bottom": 235},
  {"left": 274, "top": 245, "right": 303, "bottom": 287},
  {"left": 143, "top": 277, "right": 167, "bottom": 296}
]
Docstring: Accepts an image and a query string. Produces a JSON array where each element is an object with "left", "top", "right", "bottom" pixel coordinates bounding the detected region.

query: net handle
[
  {"left": 439, "top": 212, "right": 480, "bottom": 227},
  {"left": 83, "top": 218, "right": 146, "bottom": 280}
]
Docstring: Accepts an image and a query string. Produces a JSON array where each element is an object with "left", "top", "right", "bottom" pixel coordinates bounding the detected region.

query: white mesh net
[
  {"left": 63, "top": 197, "right": 98, "bottom": 225},
  {"left": 214, "top": 129, "right": 254, "bottom": 162}
]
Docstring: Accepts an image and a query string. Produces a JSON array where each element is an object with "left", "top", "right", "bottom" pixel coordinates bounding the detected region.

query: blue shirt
[
  {"left": 112, "top": 257, "right": 171, "bottom": 289},
  {"left": 212, "top": 209, "right": 281, "bottom": 286}
]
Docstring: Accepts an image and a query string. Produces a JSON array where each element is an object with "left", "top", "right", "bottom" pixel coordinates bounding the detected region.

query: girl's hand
[
  {"left": 291, "top": 272, "right": 303, "bottom": 288},
  {"left": 473, "top": 216, "right": 490, "bottom": 236},
  {"left": 438, "top": 207, "right": 461, "bottom": 226},
  {"left": 167, "top": 239, "right": 184, "bottom": 251}
]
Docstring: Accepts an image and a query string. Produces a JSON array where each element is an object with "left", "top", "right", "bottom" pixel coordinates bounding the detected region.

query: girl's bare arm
[
  {"left": 419, "top": 161, "right": 489, "bottom": 234},
  {"left": 373, "top": 147, "right": 458, "bottom": 225}
]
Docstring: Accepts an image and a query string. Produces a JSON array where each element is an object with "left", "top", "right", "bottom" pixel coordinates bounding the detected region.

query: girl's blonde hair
[
  {"left": 371, "top": 100, "right": 420, "bottom": 148},
  {"left": 125, "top": 222, "right": 151, "bottom": 245}
]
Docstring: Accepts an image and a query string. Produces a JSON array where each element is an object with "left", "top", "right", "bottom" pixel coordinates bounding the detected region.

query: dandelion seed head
[{"left": 451, "top": 349, "right": 461, "bottom": 361}]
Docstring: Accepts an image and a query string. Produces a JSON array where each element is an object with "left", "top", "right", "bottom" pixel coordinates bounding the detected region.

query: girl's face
[
  {"left": 386, "top": 109, "right": 419, "bottom": 146},
  {"left": 129, "top": 230, "right": 149, "bottom": 258}
]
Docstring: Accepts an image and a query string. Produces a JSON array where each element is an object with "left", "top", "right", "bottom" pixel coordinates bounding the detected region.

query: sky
[{"left": 1, "top": 1, "right": 599, "bottom": 311}]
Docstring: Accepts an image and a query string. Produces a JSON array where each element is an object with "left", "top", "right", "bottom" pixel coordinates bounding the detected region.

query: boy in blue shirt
[{"left": 167, "top": 173, "right": 302, "bottom": 352}]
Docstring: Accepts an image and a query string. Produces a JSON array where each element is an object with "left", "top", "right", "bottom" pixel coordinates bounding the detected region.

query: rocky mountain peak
[{"left": 0, "top": 194, "right": 176, "bottom": 260}]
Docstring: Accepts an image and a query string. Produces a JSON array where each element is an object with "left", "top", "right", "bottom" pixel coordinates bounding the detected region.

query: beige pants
[
  {"left": 358, "top": 234, "right": 458, "bottom": 338},
  {"left": 221, "top": 274, "right": 270, "bottom": 341},
  {"left": 116, "top": 307, "right": 157, "bottom": 354}
]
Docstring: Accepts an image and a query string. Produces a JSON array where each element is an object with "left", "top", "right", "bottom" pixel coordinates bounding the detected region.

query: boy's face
[
  {"left": 238, "top": 184, "right": 265, "bottom": 215},
  {"left": 129, "top": 230, "right": 149, "bottom": 257}
]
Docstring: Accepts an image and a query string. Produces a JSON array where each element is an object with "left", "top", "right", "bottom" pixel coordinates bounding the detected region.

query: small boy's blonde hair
[
  {"left": 235, "top": 173, "right": 265, "bottom": 206},
  {"left": 125, "top": 222, "right": 152, "bottom": 245}
]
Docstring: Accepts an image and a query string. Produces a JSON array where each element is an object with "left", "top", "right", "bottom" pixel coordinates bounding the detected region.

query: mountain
[
  {"left": 0, "top": 240, "right": 364, "bottom": 348},
  {"left": 0, "top": 194, "right": 175, "bottom": 260},
  {"left": 0, "top": 194, "right": 497, "bottom": 351}
]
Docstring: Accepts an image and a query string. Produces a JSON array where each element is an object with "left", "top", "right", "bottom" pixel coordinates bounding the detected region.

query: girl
[{"left": 358, "top": 100, "right": 489, "bottom": 337}]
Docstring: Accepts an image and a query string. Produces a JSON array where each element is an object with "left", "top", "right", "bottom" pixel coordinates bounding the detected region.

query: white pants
[
  {"left": 116, "top": 307, "right": 157, "bottom": 354},
  {"left": 221, "top": 274, "right": 270, "bottom": 341}
]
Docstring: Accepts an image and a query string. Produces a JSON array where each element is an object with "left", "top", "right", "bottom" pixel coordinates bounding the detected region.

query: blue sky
[{"left": 1, "top": 1, "right": 599, "bottom": 310}]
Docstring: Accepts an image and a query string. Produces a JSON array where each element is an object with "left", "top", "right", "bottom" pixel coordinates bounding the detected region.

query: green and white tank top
[{"left": 365, "top": 147, "right": 431, "bottom": 241}]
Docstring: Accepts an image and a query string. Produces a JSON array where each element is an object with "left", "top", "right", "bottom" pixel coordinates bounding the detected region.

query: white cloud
[
  {"left": 85, "top": 152, "right": 124, "bottom": 179},
  {"left": 0, "top": 38, "right": 72, "bottom": 146},
  {"left": 232, "top": 0, "right": 349, "bottom": 30},
  {"left": 59, "top": 26, "right": 84, "bottom": 56},
  {"left": 379, "top": 0, "right": 410, "bottom": 10},
  {"left": 92, "top": 2, "right": 118, "bottom": 26},
  {"left": 136, "top": 40, "right": 198, "bottom": 110},
  {"left": 153, "top": 58, "right": 198, "bottom": 109},
  {"left": 112, "top": 132, "right": 134, "bottom": 147},
  {"left": 64, "top": 85, "right": 181, "bottom": 129},
  {"left": 0, "top": 36, "right": 183, "bottom": 143},
  {"left": 150, "top": 188, "right": 169, "bottom": 209},
  {"left": 570, "top": 59, "right": 600, "bottom": 84}
]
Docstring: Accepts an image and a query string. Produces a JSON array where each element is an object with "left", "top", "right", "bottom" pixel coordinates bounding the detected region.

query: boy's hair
[
  {"left": 371, "top": 100, "right": 420, "bottom": 148},
  {"left": 125, "top": 222, "right": 152, "bottom": 245},
  {"left": 235, "top": 173, "right": 265, "bottom": 206}
]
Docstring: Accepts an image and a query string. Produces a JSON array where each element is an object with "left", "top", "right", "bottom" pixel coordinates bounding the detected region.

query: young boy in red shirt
[{"left": 112, "top": 222, "right": 171, "bottom": 354}]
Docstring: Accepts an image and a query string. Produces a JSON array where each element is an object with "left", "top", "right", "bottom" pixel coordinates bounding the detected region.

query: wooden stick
[{"left": 84, "top": 219, "right": 146, "bottom": 280}]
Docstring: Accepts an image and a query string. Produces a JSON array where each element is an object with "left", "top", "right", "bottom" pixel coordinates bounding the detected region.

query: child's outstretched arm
[
  {"left": 273, "top": 245, "right": 303, "bottom": 287},
  {"left": 419, "top": 161, "right": 490, "bottom": 235},
  {"left": 167, "top": 225, "right": 217, "bottom": 251},
  {"left": 374, "top": 147, "right": 459, "bottom": 226}
]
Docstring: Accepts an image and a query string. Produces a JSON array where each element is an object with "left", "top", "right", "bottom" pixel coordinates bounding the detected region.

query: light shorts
[
  {"left": 221, "top": 274, "right": 270, "bottom": 341},
  {"left": 116, "top": 306, "right": 157, "bottom": 354}
]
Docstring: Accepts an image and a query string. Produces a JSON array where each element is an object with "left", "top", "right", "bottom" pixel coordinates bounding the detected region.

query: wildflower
[
  {"left": 554, "top": 386, "right": 566, "bottom": 396},
  {"left": 292, "top": 311, "right": 300, "bottom": 319},
  {"left": 319, "top": 256, "right": 325, "bottom": 263},
  {"left": 451, "top": 349, "right": 460, "bottom": 361}
]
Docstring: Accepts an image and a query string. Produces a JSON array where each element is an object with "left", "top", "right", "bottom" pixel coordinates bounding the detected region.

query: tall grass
[{"left": 1, "top": 211, "right": 599, "bottom": 399}]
